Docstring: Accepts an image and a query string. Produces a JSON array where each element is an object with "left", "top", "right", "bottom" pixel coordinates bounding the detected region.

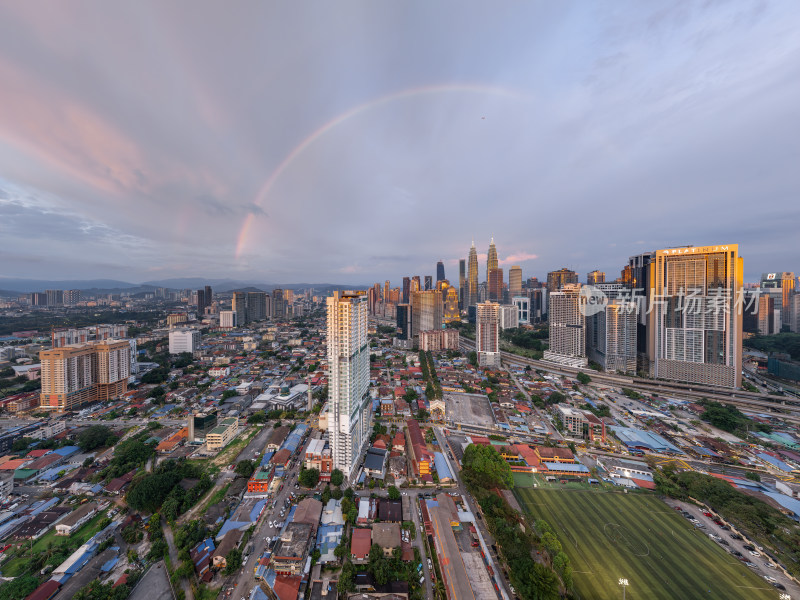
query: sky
[{"left": 1, "top": 2, "right": 799, "bottom": 286}]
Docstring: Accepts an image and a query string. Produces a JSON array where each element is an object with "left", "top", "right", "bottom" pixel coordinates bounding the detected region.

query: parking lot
[
  {"left": 443, "top": 392, "right": 495, "bottom": 428},
  {"left": 666, "top": 499, "right": 800, "bottom": 597}
]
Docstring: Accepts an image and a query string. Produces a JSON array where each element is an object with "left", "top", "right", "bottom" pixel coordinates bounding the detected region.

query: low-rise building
[
  {"left": 351, "top": 527, "right": 372, "bottom": 563},
  {"left": 271, "top": 522, "right": 313, "bottom": 576},
  {"left": 553, "top": 404, "right": 606, "bottom": 442},
  {"left": 304, "top": 438, "right": 332, "bottom": 481},
  {"left": 55, "top": 502, "right": 98, "bottom": 535},
  {"left": 206, "top": 417, "right": 238, "bottom": 451},
  {"left": 371, "top": 522, "right": 401, "bottom": 557}
]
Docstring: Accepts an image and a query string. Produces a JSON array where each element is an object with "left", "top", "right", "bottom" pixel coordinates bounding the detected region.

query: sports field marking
[{"left": 604, "top": 522, "right": 650, "bottom": 557}]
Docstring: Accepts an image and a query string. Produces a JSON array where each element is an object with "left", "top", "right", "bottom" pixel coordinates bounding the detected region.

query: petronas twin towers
[{"left": 466, "top": 238, "right": 499, "bottom": 306}]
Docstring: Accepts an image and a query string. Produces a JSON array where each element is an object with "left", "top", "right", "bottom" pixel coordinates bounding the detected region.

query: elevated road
[{"left": 459, "top": 339, "right": 800, "bottom": 424}]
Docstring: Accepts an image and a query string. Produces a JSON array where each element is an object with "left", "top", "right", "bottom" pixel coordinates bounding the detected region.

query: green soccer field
[{"left": 514, "top": 488, "right": 777, "bottom": 600}]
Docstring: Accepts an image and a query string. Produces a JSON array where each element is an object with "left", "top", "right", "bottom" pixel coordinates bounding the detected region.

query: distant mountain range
[{"left": 0, "top": 277, "right": 366, "bottom": 296}]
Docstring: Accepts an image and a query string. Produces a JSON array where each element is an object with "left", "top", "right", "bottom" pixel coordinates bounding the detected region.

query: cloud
[
  {"left": 0, "top": 3, "right": 797, "bottom": 282},
  {"left": 501, "top": 253, "right": 539, "bottom": 265}
]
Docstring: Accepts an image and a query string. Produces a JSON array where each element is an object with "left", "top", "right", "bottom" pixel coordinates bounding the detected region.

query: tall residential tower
[
  {"left": 327, "top": 291, "right": 371, "bottom": 479},
  {"left": 648, "top": 244, "right": 743, "bottom": 388}
]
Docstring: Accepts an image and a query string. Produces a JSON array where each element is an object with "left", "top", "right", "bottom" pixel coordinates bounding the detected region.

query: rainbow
[{"left": 234, "top": 83, "right": 523, "bottom": 258}]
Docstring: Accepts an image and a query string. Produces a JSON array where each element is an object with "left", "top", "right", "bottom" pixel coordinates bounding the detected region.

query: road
[
  {"left": 222, "top": 433, "right": 310, "bottom": 596},
  {"left": 433, "top": 426, "right": 510, "bottom": 600}
]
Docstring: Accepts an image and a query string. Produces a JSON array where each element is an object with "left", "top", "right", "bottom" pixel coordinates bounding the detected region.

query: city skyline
[{"left": 1, "top": 3, "right": 799, "bottom": 283}]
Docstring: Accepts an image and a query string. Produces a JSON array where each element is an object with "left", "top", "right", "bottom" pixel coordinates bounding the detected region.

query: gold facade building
[{"left": 647, "top": 244, "right": 743, "bottom": 388}]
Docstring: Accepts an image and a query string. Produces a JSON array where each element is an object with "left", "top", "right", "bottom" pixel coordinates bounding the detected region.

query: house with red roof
[{"left": 351, "top": 528, "right": 371, "bottom": 563}]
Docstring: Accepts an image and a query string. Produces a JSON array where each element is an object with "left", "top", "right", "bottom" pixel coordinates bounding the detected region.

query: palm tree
[{"left": 434, "top": 579, "right": 445, "bottom": 599}]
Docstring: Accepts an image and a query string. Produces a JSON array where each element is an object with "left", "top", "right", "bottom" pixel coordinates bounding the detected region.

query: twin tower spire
[{"left": 466, "top": 238, "right": 499, "bottom": 305}]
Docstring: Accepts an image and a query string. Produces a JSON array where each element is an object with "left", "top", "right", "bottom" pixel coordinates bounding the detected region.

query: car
[
  {"left": 749, "top": 551, "right": 761, "bottom": 557},
  {"left": 773, "top": 583, "right": 786, "bottom": 590},
  {"left": 731, "top": 550, "right": 742, "bottom": 557},
  {"left": 730, "top": 533, "right": 743, "bottom": 540},
  {"left": 744, "top": 544, "right": 755, "bottom": 551},
  {"left": 764, "top": 562, "right": 776, "bottom": 569},
  {"left": 703, "top": 512, "right": 713, "bottom": 518},
  {"left": 763, "top": 576, "right": 777, "bottom": 583}
]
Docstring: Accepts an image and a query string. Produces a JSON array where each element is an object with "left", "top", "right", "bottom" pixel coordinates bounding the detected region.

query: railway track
[{"left": 458, "top": 339, "right": 800, "bottom": 424}]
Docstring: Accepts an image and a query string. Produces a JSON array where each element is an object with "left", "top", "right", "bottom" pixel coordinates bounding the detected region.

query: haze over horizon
[{"left": 1, "top": 2, "right": 799, "bottom": 284}]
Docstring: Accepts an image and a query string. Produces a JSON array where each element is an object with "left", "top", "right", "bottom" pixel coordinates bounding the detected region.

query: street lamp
[{"left": 618, "top": 578, "right": 629, "bottom": 600}]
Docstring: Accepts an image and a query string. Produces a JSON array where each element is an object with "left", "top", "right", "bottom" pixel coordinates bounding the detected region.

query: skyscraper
[
  {"left": 196, "top": 286, "right": 212, "bottom": 316},
  {"left": 443, "top": 285, "right": 459, "bottom": 323},
  {"left": 488, "top": 268, "right": 504, "bottom": 302},
  {"left": 411, "top": 290, "right": 443, "bottom": 342},
  {"left": 458, "top": 259, "right": 467, "bottom": 310},
  {"left": 436, "top": 261, "right": 445, "bottom": 282},
  {"left": 760, "top": 272, "right": 795, "bottom": 324},
  {"left": 476, "top": 302, "right": 500, "bottom": 368},
  {"left": 648, "top": 244, "right": 743, "bottom": 388},
  {"left": 546, "top": 268, "right": 578, "bottom": 292},
  {"left": 402, "top": 277, "right": 411, "bottom": 304},
  {"left": 424, "top": 275, "right": 433, "bottom": 291},
  {"left": 327, "top": 291, "right": 371, "bottom": 478},
  {"left": 232, "top": 292, "right": 248, "bottom": 324},
  {"left": 396, "top": 304, "right": 412, "bottom": 341},
  {"left": 587, "top": 299, "right": 638, "bottom": 374},
  {"left": 544, "top": 284, "right": 588, "bottom": 367},
  {"left": 384, "top": 280, "right": 391, "bottom": 303},
  {"left": 45, "top": 289, "right": 64, "bottom": 306},
  {"left": 247, "top": 291, "right": 268, "bottom": 322},
  {"left": 627, "top": 251, "right": 655, "bottom": 371},
  {"left": 467, "top": 242, "right": 479, "bottom": 307},
  {"left": 272, "top": 289, "right": 285, "bottom": 318},
  {"left": 486, "top": 237, "right": 498, "bottom": 281},
  {"left": 587, "top": 271, "right": 605, "bottom": 285},
  {"left": 508, "top": 266, "right": 522, "bottom": 298},
  {"left": 64, "top": 290, "right": 81, "bottom": 305}
]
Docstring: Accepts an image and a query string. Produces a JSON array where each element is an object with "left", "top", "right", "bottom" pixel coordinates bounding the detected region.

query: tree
[
  {"left": 387, "top": 485, "right": 401, "bottom": 500},
  {"left": 299, "top": 468, "right": 320, "bottom": 488},
  {"left": 330, "top": 469, "right": 344, "bottom": 487},
  {"left": 235, "top": 460, "right": 255, "bottom": 478},
  {"left": 223, "top": 548, "right": 242, "bottom": 575},
  {"left": 468, "top": 351, "right": 478, "bottom": 367},
  {"left": 745, "top": 471, "right": 761, "bottom": 482},
  {"left": 339, "top": 560, "right": 355, "bottom": 593},
  {"left": 576, "top": 372, "right": 591, "bottom": 385},
  {"left": 77, "top": 425, "right": 116, "bottom": 452},
  {"left": 0, "top": 575, "right": 39, "bottom": 600},
  {"left": 248, "top": 411, "right": 267, "bottom": 424},
  {"left": 461, "top": 443, "right": 514, "bottom": 490}
]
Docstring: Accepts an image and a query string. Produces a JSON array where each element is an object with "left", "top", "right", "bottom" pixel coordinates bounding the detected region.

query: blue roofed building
[
  {"left": 432, "top": 452, "right": 453, "bottom": 483},
  {"left": 611, "top": 426, "right": 683, "bottom": 455}
]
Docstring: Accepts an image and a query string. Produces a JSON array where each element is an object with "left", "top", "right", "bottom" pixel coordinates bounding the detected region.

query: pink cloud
[{"left": 501, "top": 253, "right": 538, "bottom": 265}]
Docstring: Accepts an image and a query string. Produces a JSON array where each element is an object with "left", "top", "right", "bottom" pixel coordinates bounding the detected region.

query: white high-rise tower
[{"left": 327, "top": 291, "right": 371, "bottom": 479}]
